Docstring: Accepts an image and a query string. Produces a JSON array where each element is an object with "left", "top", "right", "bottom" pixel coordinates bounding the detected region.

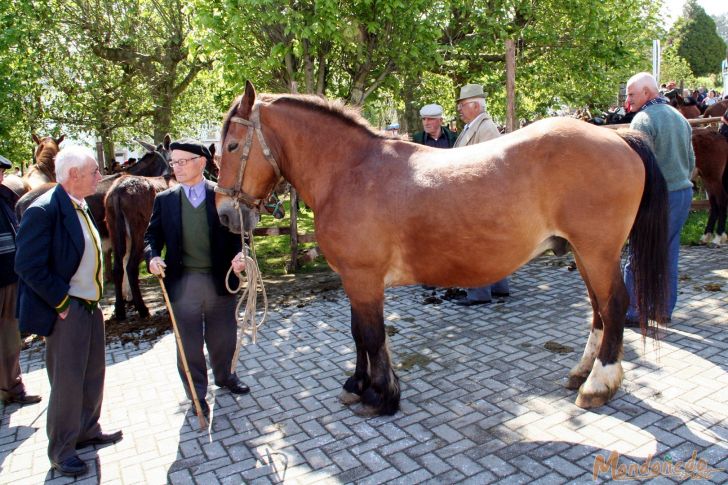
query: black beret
[
  {"left": 0, "top": 155, "right": 11, "bottom": 169},
  {"left": 170, "top": 138, "right": 212, "bottom": 162}
]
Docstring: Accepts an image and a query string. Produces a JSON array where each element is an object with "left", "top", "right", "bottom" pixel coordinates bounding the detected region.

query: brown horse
[
  {"left": 25, "top": 134, "right": 65, "bottom": 189},
  {"left": 669, "top": 94, "right": 701, "bottom": 119},
  {"left": 215, "top": 82, "right": 669, "bottom": 416},
  {"left": 692, "top": 127, "right": 728, "bottom": 246},
  {"left": 703, "top": 99, "right": 728, "bottom": 118}
]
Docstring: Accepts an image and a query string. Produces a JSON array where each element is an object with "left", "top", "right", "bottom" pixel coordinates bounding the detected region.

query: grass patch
[{"left": 681, "top": 210, "right": 707, "bottom": 246}]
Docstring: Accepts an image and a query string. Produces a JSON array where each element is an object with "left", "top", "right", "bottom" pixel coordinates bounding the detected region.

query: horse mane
[{"left": 222, "top": 93, "right": 386, "bottom": 143}]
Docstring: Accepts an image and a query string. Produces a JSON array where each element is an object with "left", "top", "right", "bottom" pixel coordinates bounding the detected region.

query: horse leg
[
  {"left": 566, "top": 254, "right": 603, "bottom": 390},
  {"left": 339, "top": 280, "right": 400, "bottom": 416},
  {"left": 112, "top": 244, "right": 127, "bottom": 320},
  {"left": 713, "top": 190, "right": 727, "bottom": 245},
  {"left": 700, "top": 193, "right": 718, "bottom": 244},
  {"left": 570, "top": 252, "right": 628, "bottom": 409},
  {"left": 126, "top": 238, "right": 149, "bottom": 319}
]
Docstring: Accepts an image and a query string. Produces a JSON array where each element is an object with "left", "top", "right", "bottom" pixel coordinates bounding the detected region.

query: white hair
[
  {"left": 627, "top": 72, "right": 659, "bottom": 94},
  {"left": 55, "top": 145, "right": 97, "bottom": 184},
  {"left": 475, "top": 97, "right": 486, "bottom": 111}
]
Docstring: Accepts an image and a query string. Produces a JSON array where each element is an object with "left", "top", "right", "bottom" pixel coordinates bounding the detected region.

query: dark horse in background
[
  {"left": 692, "top": 127, "right": 728, "bottom": 246},
  {"left": 215, "top": 81, "right": 669, "bottom": 416}
]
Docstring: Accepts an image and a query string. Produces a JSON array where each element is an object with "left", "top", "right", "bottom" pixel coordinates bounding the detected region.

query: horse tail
[
  {"left": 106, "top": 185, "right": 128, "bottom": 276},
  {"left": 618, "top": 129, "right": 670, "bottom": 333}
]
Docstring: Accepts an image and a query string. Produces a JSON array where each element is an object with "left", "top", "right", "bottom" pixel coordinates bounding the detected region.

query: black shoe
[
  {"left": 492, "top": 291, "right": 510, "bottom": 297},
  {"left": 453, "top": 298, "right": 492, "bottom": 307},
  {"left": 75, "top": 430, "right": 123, "bottom": 449},
  {"left": 2, "top": 392, "right": 42, "bottom": 405},
  {"left": 192, "top": 400, "right": 210, "bottom": 417},
  {"left": 51, "top": 455, "right": 88, "bottom": 477},
  {"left": 624, "top": 318, "right": 641, "bottom": 328},
  {"left": 221, "top": 377, "right": 250, "bottom": 395}
]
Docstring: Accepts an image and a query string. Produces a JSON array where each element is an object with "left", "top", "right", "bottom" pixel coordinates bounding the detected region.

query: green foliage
[
  {"left": 681, "top": 210, "right": 708, "bottom": 245},
  {"left": 668, "top": 0, "right": 727, "bottom": 77},
  {"left": 661, "top": 48, "right": 696, "bottom": 87},
  {"left": 0, "top": 1, "right": 48, "bottom": 165}
]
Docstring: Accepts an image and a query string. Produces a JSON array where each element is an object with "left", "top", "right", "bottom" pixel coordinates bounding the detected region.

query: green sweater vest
[{"left": 181, "top": 195, "right": 212, "bottom": 272}]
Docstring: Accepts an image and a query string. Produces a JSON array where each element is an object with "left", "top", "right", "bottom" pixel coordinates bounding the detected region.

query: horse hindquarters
[
  {"left": 338, "top": 281, "right": 400, "bottom": 416},
  {"left": 106, "top": 177, "right": 156, "bottom": 320},
  {"left": 568, "top": 131, "right": 669, "bottom": 408}
]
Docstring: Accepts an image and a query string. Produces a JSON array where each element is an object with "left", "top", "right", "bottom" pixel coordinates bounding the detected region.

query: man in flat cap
[
  {"left": 452, "top": 84, "right": 511, "bottom": 306},
  {"left": 412, "top": 104, "right": 457, "bottom": 148},
  {"left": 144, "top": 138, "right": 250, "bottom": 418},
  {"left": 0, "top": 155, "right": 42, "bottom": 409}
]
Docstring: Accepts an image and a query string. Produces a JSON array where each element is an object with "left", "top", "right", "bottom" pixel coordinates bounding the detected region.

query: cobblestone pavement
[{"left": 1, "top": 246, "right": 727, "bottom": 484}]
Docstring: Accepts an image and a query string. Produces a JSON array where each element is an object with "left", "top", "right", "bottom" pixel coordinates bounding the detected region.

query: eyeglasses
[
  {"left": 457, "top": 100, "right": 476, "bottom": 109},
  {"left": 169, "top": 156, "right": 201, "bottom": 167}
]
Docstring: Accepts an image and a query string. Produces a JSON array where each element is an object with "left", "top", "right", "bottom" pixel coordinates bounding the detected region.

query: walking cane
[{"left": 157, "top": 275, "right": 208, "bottom": 430}]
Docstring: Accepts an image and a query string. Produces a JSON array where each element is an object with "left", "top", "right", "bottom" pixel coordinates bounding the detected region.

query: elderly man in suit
[
  {"left": 144, "top": 139, "right": 250, "bottom": 419},
  {"left": 15, "top": 146, "right": 122, "bottom": 477},
  {"left": 452, "top": 84, "right": 511, "bottom": 306}
]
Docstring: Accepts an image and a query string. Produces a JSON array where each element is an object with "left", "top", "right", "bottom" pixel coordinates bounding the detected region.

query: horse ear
[
  {"left": 163, "top": 134, "right": 171, "bottom": 150},
  {"left": 136, "top": 139, "right": 156, "bottom": 152},
  {"left": 208, "top": 143, "right": 216, "bottom": 157},
  {"left": 55, "top": 134, "right": 66, "bottom": 145},
  {"left": 32, "top": 134, "right": 40, "bottom": 145},
  {"left": 239, "top": 80, "right": 256, "bottom": 116}
]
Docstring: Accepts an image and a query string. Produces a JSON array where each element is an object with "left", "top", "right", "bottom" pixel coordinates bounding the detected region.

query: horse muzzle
[{"left": 217, "top": 198, "right": 260, "bottom": 234}]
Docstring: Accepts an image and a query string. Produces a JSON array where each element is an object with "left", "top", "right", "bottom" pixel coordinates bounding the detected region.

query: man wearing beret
[
  {"left": 144, "top": 138, "right": 250, "bottom": 418},
  {"left": 412, "top": 104, "right": 457, "bottom": 148},
  {"left": 15, "top": 146, "right": 122, "bottom": 477},
  {"left": 452, "top": 84, "right": 511, "bottom": 306},
  {"left": 0, "top": 155, "right": 41, "bottom": 408}
]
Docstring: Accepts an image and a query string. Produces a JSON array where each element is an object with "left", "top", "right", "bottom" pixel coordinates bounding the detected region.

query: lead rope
[{"left": 227, "top": 205, "right": 268, "bottom": 373}]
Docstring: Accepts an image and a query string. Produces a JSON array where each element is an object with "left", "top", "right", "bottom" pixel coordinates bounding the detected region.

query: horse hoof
[
  {"left": 338, "top": 390, "right": 360, "bottom": 405},
  {"left": 565, "top": 374, "right": 587, "bottom": 390},
  {"left": 350, "top": 402, "right": 378, "bottom": 417},
  {"left": 574, "top": 389, "right": 613, "bottom": 409}
]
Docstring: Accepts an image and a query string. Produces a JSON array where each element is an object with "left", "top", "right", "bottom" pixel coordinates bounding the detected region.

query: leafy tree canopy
[{"left": 668, "top": 0, "right": 727, "bottom": 77}]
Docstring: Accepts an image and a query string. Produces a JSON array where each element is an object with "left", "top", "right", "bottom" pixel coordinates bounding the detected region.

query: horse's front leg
[{"left": 338, "top": 282, "right": 400, "bottom": 416}]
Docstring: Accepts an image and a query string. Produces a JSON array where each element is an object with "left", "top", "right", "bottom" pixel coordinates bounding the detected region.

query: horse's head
[
  {"left": 31, "top": 133, "right": 65, "bottom": 165},
  {"left": 216, "top": 81, "right": 280, "bottom": 233}
]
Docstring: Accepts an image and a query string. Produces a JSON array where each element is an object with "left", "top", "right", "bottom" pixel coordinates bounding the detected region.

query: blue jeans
[
  {"left": 624, "top": 187, "right": 692, "bottom": 320},
  {"left": 466, "top": 277, "right": 510, "bottom": 302}
]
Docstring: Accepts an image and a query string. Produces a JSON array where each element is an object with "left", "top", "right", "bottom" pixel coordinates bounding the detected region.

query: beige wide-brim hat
[{"left": 456, "top": 84, "right": 486, "bottom": 102}]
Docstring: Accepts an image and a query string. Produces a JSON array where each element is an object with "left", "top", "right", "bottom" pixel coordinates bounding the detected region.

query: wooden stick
[{"left": 157, "top": 275, "right": 208, "bottom": 430}]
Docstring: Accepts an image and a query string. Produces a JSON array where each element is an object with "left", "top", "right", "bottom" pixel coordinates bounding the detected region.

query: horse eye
[{"left": 228, "top": 142, "right": 239, "bottom": 151}]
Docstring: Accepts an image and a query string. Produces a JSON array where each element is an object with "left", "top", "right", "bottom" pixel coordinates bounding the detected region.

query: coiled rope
[{"left": 227, "top": 205, "right": 268, "bottom": 373}]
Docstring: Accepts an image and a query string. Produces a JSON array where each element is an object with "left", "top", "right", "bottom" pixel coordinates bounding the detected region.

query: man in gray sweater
[{"left": 623, "top": 72, "right": 695, "bottom": 327}]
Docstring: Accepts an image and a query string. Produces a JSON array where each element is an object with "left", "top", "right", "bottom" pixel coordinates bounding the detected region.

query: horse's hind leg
[
  {"left": 339, "top": 280, "right": 400, "bottom": 416},
  {"left": 572, "top": 255, "right": 628, "bottom": 409},
  {"left": 566, "top": 254, "right": 603, "bottom": 390}
]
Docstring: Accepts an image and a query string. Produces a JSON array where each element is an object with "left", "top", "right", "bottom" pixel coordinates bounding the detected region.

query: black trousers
[{"left": 171, "top": 272, "right": 238, "bottom": 401}]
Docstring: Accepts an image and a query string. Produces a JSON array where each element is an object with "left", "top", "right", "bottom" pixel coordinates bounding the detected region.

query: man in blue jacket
[{"left": 15, "top": 145, "right": 122, "bottom": 477}]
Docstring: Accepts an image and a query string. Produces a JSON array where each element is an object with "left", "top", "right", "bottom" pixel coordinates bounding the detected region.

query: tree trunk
[
  {"left": 99, "top": 130, "right": 115, "bottom": 173},
  {"left": 401, "top": 74, "right": 422, "bottom": 136}
]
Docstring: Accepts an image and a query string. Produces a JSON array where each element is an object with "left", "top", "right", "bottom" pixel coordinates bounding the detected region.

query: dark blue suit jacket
[
  {"left": 144, "top": 181, "right": 241, "bottom": 301},
  {"left": 15, "top": 185, "right": 91, "bottom": 336}
]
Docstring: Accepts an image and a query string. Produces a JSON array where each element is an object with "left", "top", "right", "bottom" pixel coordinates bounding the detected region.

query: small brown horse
[
  {"left": 692, "top": 127, "right": 728, "bottom": 245},
  {"left": 215, "top": 82, "right": 669, "bottom": 416},
  {"left": 669, "top": 94, "right": 701, "bottom": 119}
]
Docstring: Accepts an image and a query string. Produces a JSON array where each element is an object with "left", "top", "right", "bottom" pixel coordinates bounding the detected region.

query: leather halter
[{"left": 214, "top": 103, "right": 281, "bottom": 208}]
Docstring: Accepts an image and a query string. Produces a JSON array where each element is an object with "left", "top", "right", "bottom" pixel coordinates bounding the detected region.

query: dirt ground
[{"left": 99, "top": 271, "right": 343, "bottom": 347}]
